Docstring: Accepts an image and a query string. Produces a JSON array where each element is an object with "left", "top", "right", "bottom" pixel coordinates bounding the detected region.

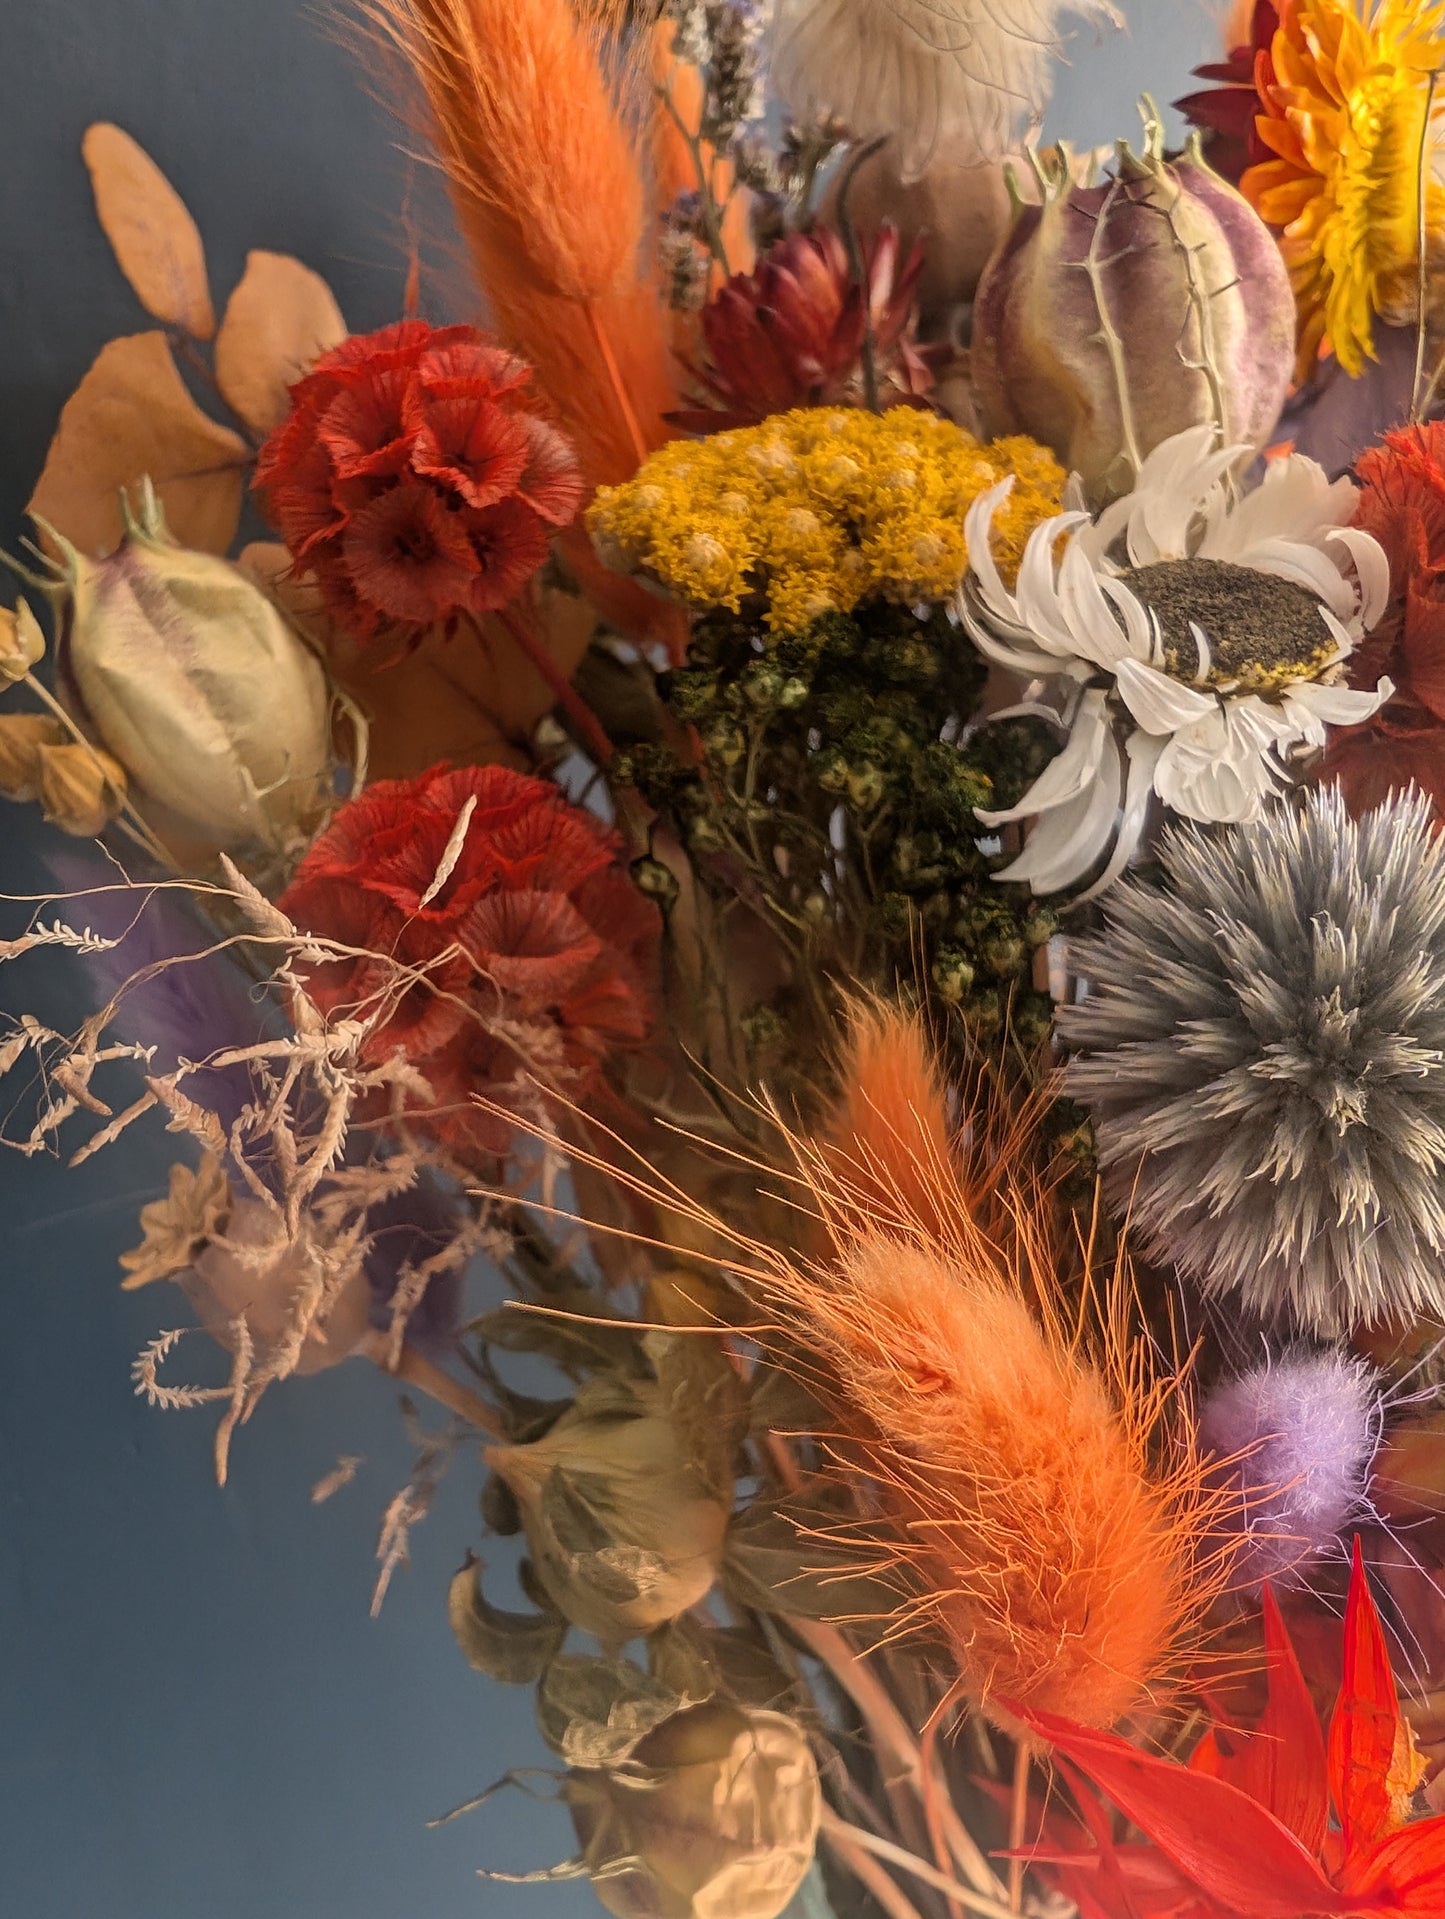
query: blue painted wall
[{"left": 0, "top": 6, "right": 1214, "bottom": 1914}]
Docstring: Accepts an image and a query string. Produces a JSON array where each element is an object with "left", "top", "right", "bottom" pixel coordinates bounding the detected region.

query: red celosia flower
[
  {"left": 672, "top": 223, "right": 944, "bottom": 433},
  {"left": 1327, "top": 423, "right": 1445, "bottom": 820},
  {"left": 278, "top": 763, "right": 658, "bottom": 1162},
  {"left": 1014, "top": 1542, "right": 1444, "bottom": 1919},
  {"left": 1175, "top": 1, "right": 1281, "bottom": 185},
  {"left": 254, "top": 320, "right": 583, "bottom": 652}
]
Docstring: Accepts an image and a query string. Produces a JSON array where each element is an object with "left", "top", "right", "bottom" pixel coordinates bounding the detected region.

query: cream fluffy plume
[{"left": 767, "top": 0, "right": 1123, "bottom": 179}]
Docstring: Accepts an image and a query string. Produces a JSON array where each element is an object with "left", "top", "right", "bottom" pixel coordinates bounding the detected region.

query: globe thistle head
[
  {"left": 1059, "top": 786, "right": 1445, "bottom": 1335},
  {"left": 1199, "top": 1349, "right": 1381, "bottom": 1590}
]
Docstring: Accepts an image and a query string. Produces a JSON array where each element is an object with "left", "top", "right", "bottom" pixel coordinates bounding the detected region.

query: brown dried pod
[{"left": 566, "top": 1700, "right": 820, "bottom": 1919}]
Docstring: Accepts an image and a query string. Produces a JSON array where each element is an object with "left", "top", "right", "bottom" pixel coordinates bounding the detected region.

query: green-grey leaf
[
  {"left": 447, "top": 1556, "right": 566, "bottom": 1687},
  {"left": 722, "top": 1500, "right": 902, "bottom": 1623},
  {"left": 536, "top": 1653, "right": 684, "bottom": 1768}
]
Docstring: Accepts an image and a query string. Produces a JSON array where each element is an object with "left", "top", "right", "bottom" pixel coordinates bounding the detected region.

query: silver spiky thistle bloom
[{"left": 1059, "top": 786, "right": 1445, "bottom": 1335}]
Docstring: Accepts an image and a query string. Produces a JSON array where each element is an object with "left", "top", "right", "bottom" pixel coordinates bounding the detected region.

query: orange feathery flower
[
  {"left": 366, "top": 0, "right": 677, "bottom": 487},
  {"left": 759, "top": 1003, "right": 1221, "bottom": 1730},
  {"left": 1243, "top": 0, "right": 1445, "bottom": 380}
]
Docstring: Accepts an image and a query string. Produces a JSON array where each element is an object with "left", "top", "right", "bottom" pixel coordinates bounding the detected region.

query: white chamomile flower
[{"left": 959, "top": 425, "right": 1394, "bottom": 898}]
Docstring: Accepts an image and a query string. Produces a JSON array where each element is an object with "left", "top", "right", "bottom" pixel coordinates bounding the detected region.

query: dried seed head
[
  {"left": 36, "top": 740, "right": 128, "bottom": 837},
  {"left": 0, "top": 712, "right": 67, "bottom": 800},
  {"left": 0, "top": 599, "right": 45, "bottom": 682},
  {"left": 567, "top": 1699, "right": 820, "bottom": 1919}
]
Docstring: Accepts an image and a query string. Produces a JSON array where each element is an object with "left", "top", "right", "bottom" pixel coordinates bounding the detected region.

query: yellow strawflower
[
  {"left": 1244, "top": 0, "right": 1445, "bottom": 379},
  {"left": 587, "top": 408, "right": 1064, "bottom": 635}
]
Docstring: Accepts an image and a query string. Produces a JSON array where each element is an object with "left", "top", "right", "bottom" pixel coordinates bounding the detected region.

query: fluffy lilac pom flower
[{"left": 1199, "top": 1349, "right": 1380, "bottom": 1590}]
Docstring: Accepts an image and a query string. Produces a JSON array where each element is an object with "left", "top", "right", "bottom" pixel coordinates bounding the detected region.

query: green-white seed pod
[
  {"left": 567, "top": 1700, "right": 821, "bottom": 1919},
  {"left": 50, "top": 484, "right": 332, "bottom": 849}
]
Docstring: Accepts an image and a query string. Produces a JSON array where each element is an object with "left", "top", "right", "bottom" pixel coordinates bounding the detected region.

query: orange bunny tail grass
[
  {"left": 364, "top": 0, "right": 679, "bottom": 492},
  {"left": 468, "top": 1001, "right": 1229, "bottom": 1733},
  {"left": 820, "top": 996, "right": 971, "bottom": 1250},
  {"left": 776, "top": 1224, "right": 1221, "bottom": 1732}
]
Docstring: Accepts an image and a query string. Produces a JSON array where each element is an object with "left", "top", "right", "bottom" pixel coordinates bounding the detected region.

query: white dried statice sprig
[
  {"left": 768, "top": 0, "right": 1122, "bottom": 179},
  {"left": 1059, "top": 786, "right": 1445, "bottom": 1336}
]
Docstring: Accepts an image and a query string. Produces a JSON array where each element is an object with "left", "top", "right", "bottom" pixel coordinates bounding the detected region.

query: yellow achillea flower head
[
  {"left": 587, "top": 408, "right": 1064, "bottom": 635},
  {"left": 1244, "top": 0, "right": 1445, "bottom": 380}
]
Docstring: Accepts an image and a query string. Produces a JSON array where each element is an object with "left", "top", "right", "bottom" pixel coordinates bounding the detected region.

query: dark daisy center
[{"left": 1119, "top": 557, "right": 1335, "bottom": 692}]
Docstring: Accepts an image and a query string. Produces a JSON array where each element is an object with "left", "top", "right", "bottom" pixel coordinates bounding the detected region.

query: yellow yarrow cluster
[{"left": 588, "top": 408, "right": 1065, "bottom": 635}]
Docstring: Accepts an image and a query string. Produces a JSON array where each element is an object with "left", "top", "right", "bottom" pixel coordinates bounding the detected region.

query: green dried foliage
[{"left": 610, "top": 599, "right": 1061, "bottom": 1104}]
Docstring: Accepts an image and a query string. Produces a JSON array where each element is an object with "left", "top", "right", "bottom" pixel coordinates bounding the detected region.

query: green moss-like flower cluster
[{"left": 613, "top": 599, "right": 1062, "bottom": 1098}]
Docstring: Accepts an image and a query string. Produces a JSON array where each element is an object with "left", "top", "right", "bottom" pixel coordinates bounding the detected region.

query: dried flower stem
[
  {"left": 361, "top": 1329, "right": 503, "bottom": 1435},
  {"left": 818, "top": 1812, "right": 927, "bottom": 1919},
  {"left": 657, "top": 83, "right": 732, "bottom": 276},
  {"left": 491, "top": 606, "right": 614, "bottom": 766},
  {"left": 765, "top": 1431, "right": 1008, "bottom": 1903},
  {"left": 819, "top": 1809, "right": 1019, "bottom": 1919},
  {"left": 583, "top": 303, "right": 649, "bottom": 470},
  {"left": 1008, "top": 1744, "right": 1029, "bottom": 1915}
]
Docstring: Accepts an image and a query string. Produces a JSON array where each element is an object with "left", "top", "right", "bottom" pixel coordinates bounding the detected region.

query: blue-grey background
[{"left": 0, "top": 6, "right": 1214, "bottom": 1914}]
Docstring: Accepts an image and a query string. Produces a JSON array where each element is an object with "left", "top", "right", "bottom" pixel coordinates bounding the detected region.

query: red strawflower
[
  {"left": 254, "top": 320, "right": 583, "bottom": 653},
  {"left": 1327, "top": 424, "right": 1445, "bottom": 820},
  {"left": 278, "top": 763, "right": 658, "bottom": 1163},
  {"left": 1015, "top": 1541, "right": 1444, "bottom": 1919},
  {"left": 1175, "top": 1, "right": 1281, "bottom": 185},
  {"left": 672, "top": 223, "right": 944, "bottom": 433}
]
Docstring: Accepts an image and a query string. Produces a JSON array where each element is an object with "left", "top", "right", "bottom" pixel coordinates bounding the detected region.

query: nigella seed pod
[
  {"left": 567, "top": 1701, "right": 820, "bottom": 1919},
  {"left": 44, "top": 484, "right": 333, "bottom": 851},
  {"left": 971, "top": 109, "right": 1295, "bottom": 504}
]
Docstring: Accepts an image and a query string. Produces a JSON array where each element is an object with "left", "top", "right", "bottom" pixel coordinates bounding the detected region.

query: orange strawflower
[{"left": 1242, "top": 0, "right": 1445, "bottom": 380}]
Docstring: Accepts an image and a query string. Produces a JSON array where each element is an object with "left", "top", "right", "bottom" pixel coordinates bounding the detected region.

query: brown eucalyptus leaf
[
  {"left": 447, "top": 1555, "right": 566, "bottom": 1686},
  {"left": 81, "top": 124, "right": 215, "bottom": 338},
  {"left": 29, "top": 332, "right": 248, "bottom": 557},
  {"left": 215, "top": 251, "right": 346, "bottom": 432},
  {"left": 537, "top": 1654, "right": 684, "bottom": 1769}
]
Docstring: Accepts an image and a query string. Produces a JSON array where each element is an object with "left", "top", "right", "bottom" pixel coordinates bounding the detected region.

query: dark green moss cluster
[{"left": 611, "top": 600, "right": 1063, "bottom": 1095}]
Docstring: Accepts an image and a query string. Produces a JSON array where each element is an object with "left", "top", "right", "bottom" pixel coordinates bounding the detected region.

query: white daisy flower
[{"left": 960, "top": 425, "right": 1394, "bottom": 898}]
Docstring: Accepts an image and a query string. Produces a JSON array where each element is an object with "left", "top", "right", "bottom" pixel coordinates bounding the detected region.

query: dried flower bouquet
[{"left": 7, "top": 1, "right": 1445, "bottom": 1915}]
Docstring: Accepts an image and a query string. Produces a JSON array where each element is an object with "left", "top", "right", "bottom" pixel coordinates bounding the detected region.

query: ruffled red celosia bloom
[
  {"left": 1175, "top": 0, "right": 1280, "bottom": 184},
  {"left": 254, "top": 320, "right": 583, "bottom": 651},
  {"left": 278, "top": 763, "right": 659, "bottom": 1162},
  {"left": 1327, "top": 423, "right": 1445, "bottom": 820},
  {"left": 672, "top": 223, "right": 944, "bottom": 433}
]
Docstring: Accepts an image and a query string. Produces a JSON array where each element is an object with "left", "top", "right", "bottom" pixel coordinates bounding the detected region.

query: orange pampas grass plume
[
  {"left": 766, "top": 1002, "right": 1221, "bottom": 1731},
  {"left": 366, "top": 0, "right": 687, "bottom": 652}
]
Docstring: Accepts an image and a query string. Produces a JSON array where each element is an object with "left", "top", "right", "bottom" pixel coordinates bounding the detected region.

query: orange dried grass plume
[
  {"left": 771, "top": 1001, "right": 1222, "bottom": 1731},
  {"left": 365, "top": 0, "right": 677, "bottom": 489}
]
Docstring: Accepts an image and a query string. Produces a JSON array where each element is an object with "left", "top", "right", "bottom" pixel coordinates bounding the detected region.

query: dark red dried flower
[
  {"left": 1175, "top": 0, "right": 1280, "bottom": 185},
  {"left": 254, "top": 320, "right": 583, "bottom": 651},
  {"left": 672, "top": 223, "right": 944, "bottom": 433},
  {"left": 278, "top": 763, "right": 658, "bottom": 1162},
  {"left": 1327, "top": 423, "right": 1445, "bottom": 820}
]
